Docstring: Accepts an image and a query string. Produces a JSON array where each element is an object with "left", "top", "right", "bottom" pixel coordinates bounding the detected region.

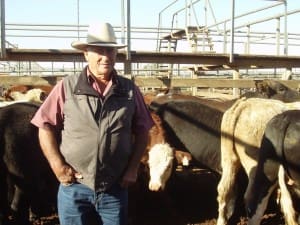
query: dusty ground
[{"left": 22, "top": 166, "right": 286, "bottom": 225}]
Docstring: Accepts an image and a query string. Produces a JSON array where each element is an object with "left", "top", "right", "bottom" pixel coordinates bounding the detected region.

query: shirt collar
[
  {"left": 86, "top": 67, "right": 117, "bottom": 84},
  {"left": 86, "top": 67, "right": 116, "bottom": 96}
]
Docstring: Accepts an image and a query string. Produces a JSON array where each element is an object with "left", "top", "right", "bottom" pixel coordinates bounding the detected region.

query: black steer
[
  {"left": 0, "top": 102, "right": 58, "bottom": 225},
  {"left": 242, "top": 79, "right": 300, "bottom": 102},
  {"left": 246, "top": 109, "right": 300, "bottom": 225}
]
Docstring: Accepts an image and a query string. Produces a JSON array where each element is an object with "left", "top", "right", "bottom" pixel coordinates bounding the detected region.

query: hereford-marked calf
[
  {"left": 144, "top": 110, "right": 174, "bottom": 191},
  {"left": 143, "top": 94, "right": 192, "bottom": 192}
]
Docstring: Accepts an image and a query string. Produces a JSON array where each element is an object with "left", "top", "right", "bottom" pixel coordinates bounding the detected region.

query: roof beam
[{"left": 2, "top": 48, "right": 300, "bottom": 69}]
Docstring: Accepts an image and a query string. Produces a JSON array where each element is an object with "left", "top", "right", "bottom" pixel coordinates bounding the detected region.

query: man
[{"left": 31, "top": 22, "right": 154, "bottom": 225}]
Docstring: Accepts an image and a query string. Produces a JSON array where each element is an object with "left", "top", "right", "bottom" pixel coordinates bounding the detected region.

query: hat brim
[{"left": 71, "top": 40, "right": 127, "bottom": 51}]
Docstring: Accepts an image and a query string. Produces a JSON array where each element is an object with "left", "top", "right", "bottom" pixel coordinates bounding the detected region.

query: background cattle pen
[{"left": 0, "top": 75, "right": 300, "bottom": 99}]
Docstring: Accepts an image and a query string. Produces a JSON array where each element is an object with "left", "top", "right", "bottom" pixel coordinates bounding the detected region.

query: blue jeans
[{"left": 57, "top": 182, "right": 128, "bottom": 225}]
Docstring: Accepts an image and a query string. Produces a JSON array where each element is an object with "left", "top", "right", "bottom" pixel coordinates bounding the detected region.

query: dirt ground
[{"left": 30, "top": 166, "right": 286, "bottom": 225}]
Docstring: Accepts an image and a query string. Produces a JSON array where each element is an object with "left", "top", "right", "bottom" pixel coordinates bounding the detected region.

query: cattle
[
  {"left": 147, "top": 143, "right": 174, "bottom": 191},
  {"left": 7, "top": 88, "right": 47, "bottom": 103},
  {"left": 217, "top": 98, "right": 300, "bottom": 225},
  {"left": 241, "top": 79, "right": 300, "bottom": 102},
  {"left": 4, "top": 88, "right": 48, "bottom": 103},
  {"left": 147, "top": 79, "right": 300, "bottom": 223},
  {"left": 0, "top": 102, "right": 58, "bottom": 225},
  {"left": 148, "top": 79, "right": 300, "bottom": 176},
  {"left": 0, "top": 79, "right": 297, "bottom": 224},
  {"left": 149, "top": 93, "right": 235, "bottom": 175},
  {"left": 3, "top": 84, "right": 53, "bottom": 102},
  {"left": 143, "top": 93, "right": 192, "bottom": 192},
  {"left": 141, "top": 108, "right": 175, "bottom": 192},
  {"left": 245, "top": 110, "right": 300, "bottom": 225}
]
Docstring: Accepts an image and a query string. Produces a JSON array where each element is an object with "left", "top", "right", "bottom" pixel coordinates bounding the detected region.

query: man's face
[{"left": 84, "top": 46, "right": 117, "bottom": 78}]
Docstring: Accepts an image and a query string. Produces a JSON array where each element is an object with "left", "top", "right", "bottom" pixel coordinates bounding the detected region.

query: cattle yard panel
[
  {"left": 1, "top": 1, "right": 300, "bottom": 89},
  {"left": 2, "top": 49, "right": 300, "bottom": 80}
]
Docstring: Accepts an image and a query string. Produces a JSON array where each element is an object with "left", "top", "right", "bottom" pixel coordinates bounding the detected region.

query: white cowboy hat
[{"left": 71, "top": 22, "right": 126, "bottom": 50}]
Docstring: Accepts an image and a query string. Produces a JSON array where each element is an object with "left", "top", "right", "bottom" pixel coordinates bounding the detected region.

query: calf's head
[
  {"left": 256, "top": 80, "right": 300, "bottom": 102},
  {"left": 148, "top": 143, "right": 174, "bottom": 191}
]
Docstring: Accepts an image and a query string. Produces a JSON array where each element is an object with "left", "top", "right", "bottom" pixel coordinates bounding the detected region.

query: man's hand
[{"left": 53, "top": 163, "right": 83, "bottom": 186}]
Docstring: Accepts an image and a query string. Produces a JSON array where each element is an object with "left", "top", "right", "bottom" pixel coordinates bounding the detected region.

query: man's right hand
[{"left": 53, "top": 163, "right": 83, "bottom": 186}]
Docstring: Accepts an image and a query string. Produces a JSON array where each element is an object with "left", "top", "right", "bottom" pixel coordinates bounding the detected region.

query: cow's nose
[{"left": 148, "top": 182, "right": 163, "bottom": 192}]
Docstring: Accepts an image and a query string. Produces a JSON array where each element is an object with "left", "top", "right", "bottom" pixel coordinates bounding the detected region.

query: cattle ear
[
  {"left": 256, "top": 81, "right": 272, "bottom": 98},
  {"left": 3, "top": 89, "right": 13, "bottom": 101}
]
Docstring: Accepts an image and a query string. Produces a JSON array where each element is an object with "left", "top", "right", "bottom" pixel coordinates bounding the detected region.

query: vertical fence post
[
  {"left": 0, "top": 0, "right": 6, "bottom": 58},
  {"left": 124, "top": 0, "right": 132, "bottom": 77},
  {"left": 229, "top": 0, "right": 235, "bottom": 63}
]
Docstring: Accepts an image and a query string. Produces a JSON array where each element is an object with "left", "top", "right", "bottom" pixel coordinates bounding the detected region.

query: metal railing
[
  {"left": 1, "top": 0, "right": 300, "bottom": 77},
  {"left": 157, "top": 0, "right": 300, "bottom": 55}
]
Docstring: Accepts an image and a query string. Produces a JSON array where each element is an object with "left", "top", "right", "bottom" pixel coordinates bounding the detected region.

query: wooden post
[
  {"left": 281, "top": 68, "right": 292, "bottom": 80},
  {"left": 191, "top": 68, "right": 197, "bottom": 96},
  {"left": 232, "top": 69, "right": 240, "bottom": 97}
]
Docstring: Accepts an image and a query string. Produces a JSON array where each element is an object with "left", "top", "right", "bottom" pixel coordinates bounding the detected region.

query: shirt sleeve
[
  {"left": 132, "top": 85, "right": 154, "bottom": 134},
  {"left": 31, "top": 80, "right": 65, "bottom": 130}
]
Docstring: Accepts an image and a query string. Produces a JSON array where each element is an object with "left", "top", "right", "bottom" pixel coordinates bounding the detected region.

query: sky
[
  {"left": 5, "top": 0, "right": 299, "bottom": 28},
  {"left": 4, "top": 0, "right": 300, "bottom": 55}
]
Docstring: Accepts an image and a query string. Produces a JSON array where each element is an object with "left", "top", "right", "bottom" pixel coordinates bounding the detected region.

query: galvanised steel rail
[{"left": 1, "top": 0, "right": 300, "bottom": 76}]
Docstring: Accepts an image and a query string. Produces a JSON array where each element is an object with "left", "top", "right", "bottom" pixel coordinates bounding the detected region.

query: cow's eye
[{"left": 278, "top": 87, "right": 286, "bottom": 92}]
